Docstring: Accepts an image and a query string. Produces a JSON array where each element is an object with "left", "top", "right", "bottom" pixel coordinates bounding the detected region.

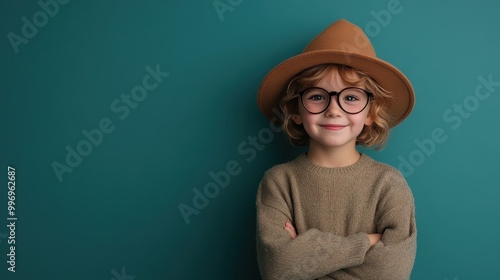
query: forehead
[{"left": 314, "top": 68, "right": 360, "bottom": 90}]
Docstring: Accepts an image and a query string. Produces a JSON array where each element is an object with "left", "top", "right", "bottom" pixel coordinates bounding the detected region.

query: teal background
[{"left": 1, "top": 0, "right": 499, "bottom": 279}]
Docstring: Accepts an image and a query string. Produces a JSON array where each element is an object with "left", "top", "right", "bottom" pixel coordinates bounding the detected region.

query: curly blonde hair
[{"left": 279, "top": 63, "right": 393, "bottom": 149}]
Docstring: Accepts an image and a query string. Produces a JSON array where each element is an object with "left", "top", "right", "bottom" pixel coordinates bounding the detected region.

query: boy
[{"left": 256, "top": 19, "right": 416, "bottom": 280}]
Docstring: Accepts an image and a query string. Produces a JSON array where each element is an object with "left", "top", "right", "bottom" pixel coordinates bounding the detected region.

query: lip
[{"left": 320, "top": 124, "right": 347, "bottom": 131}]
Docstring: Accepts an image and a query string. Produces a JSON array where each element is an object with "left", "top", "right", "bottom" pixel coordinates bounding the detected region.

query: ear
[
  {"left": 364, "top": 114, "right": 374, "bottom": 126},
  {"left": 292, "top": 114, "right": 303, "bottom": 125}
]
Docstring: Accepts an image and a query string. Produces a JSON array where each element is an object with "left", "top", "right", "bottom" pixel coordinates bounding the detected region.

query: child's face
[{"left": 293, "top": 70, "right": 373, "bottom": 150}]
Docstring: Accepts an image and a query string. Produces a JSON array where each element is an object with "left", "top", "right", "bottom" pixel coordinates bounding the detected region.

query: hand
[
  {"left": 284, "top": 221, "right": 297, "bottom": 239},
  {"left": 368, "top": 233, "right": 382, "bottom": 246}
]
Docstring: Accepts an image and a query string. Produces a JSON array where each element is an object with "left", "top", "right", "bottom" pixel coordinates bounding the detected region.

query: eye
[
  {"left": 308, "top": 95, "right": 325, "bottom": 101},
  {"left": 303, "top": 88, "right": 328, "bottom": 102},
  {"left": 343, "top": 95, "right": 360, "bottom": 102}
]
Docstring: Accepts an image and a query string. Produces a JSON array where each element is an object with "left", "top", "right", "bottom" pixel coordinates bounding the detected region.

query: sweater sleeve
[
  {"left": 256, "top": 170, "right": 371, "bottom": 280},
  {"left": 328, "top": 171, "right": 417, "bottom": 280}
]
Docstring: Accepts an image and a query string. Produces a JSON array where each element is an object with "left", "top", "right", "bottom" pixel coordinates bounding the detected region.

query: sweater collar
[{"left": 295, "top": 153, "right": 373, "bottom": 175}]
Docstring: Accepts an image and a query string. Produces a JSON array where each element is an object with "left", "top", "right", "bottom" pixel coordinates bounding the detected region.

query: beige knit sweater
[{"left": 256, "top": 153, "right": 416, "bottom": 280}]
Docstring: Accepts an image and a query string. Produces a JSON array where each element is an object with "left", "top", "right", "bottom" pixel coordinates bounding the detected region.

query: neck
[{"left": 307, "top": 140, "right": 360, "bottom": 168}]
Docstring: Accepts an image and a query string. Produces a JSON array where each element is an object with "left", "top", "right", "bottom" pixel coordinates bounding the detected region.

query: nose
[{"left": 324, "top": 95, "right": 343, "bottom": 117}]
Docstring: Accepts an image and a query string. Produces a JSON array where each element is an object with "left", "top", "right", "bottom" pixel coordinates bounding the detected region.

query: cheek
[
  {"left": 300, "top": 114, "right": 317, "bottom": 133},
  {"left": 350, "top": 114, "right": 370, "bottom": 130}
]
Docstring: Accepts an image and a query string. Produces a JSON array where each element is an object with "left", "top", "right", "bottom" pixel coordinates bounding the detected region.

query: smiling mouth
[{"left": 320, "top": 124, "right": 347, "bottom": 131}]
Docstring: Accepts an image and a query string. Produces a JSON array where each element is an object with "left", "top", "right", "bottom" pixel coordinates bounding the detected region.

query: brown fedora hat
[{"left": 257, "top": 19, "right": 414, "bottom": 127}]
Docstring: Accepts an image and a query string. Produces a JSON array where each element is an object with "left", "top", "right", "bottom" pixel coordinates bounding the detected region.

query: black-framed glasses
[{"left": 299, "top": 87, "right": 373, "bottom": 114}]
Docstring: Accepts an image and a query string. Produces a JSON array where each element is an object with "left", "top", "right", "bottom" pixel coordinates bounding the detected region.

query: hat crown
[{"left": 303, "top": 19, "right": 376, "bottom": 57}]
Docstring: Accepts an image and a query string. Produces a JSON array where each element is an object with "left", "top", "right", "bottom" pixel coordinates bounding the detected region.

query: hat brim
[{"left": 257, "top": 50, "right": 414, "bottom": 127}]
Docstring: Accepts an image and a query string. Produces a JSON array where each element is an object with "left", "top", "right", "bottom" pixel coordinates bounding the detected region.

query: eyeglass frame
[{"left": 298, "top": 86, "right": 373, "bottom": 115}]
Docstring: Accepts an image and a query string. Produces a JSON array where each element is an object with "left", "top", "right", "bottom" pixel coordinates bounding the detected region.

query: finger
[
  {"left": 284, "top": 227, "right": 296, "bottom": 239},
  {"left": 287, "top": 224, "right": 296, "bottom": 232}
]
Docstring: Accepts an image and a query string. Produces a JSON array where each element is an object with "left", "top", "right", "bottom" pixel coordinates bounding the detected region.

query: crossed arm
[
  {"left": 284, "top": 221, "right": 382, "bottom": 247},
  {"left": 283, "top": 215, "right": 416, "bottom": 280},
  {"left": 256, "top": 172, "right": 417, "bottom": 280}
]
